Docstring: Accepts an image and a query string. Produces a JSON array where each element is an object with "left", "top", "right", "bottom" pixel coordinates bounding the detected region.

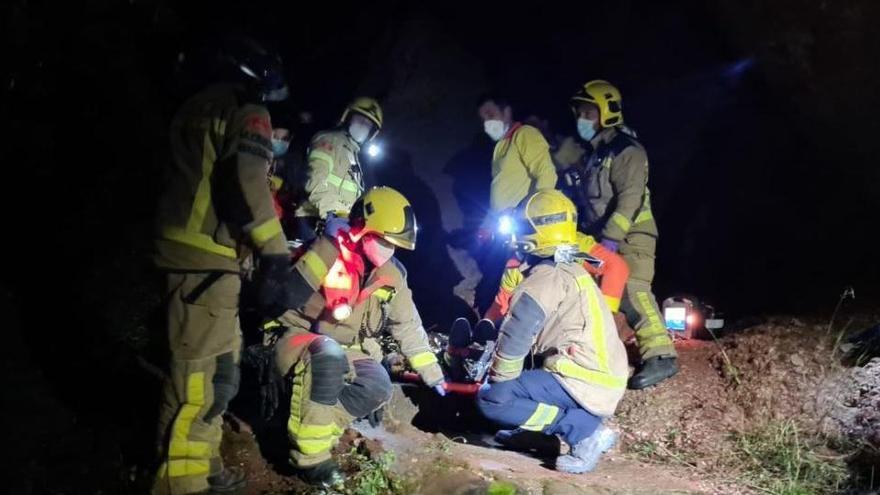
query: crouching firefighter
[
  {"left": 268, "top": 186, "right": 446, "bottom": 487},
  {"left": 476, "top": 190, "right": 629, "bottom": 474}
]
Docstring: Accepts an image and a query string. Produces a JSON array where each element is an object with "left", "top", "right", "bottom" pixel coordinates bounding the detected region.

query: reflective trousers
[
  {"left": 153, "top": 272, "right": 242, "bottom": 495},
  {"left": 276, "top": 330, "right": 393, "bottom": 467},
  {"left": 477, "top": 370, "right": 601, "bottom": 447}
]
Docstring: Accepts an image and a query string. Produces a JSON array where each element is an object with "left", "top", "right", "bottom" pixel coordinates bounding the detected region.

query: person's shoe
[
  {"left": 555, "top": 424, "right": 618, "bottom": 474},
  {"left": 494, "top": 428, "right": 524, "bottom": 445},
  {"left": 628, "top": 356, "right": 679, "bottom": 390},
  {"left": 473, "top": 318, "right": 498, "bottom": 344},
  {"left": 206, "top": 466, "right": 247, "bottom": 493},
  {"left": 294, "top": 459, "right": 345, "bottom": 488},
  {"left": 448, "top": 317, "right": 473, "bottom": 348}
]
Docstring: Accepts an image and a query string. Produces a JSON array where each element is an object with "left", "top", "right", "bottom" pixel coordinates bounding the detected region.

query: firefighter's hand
[
  {"left": 433, "top": 382, "right": 447, "bottom": 397},
  {"left": 600, "top": 238, "right": 619, "bottom": 253},
  {"left": 323, "top": 214, "right": 350, "bottom": 239},
  {"left": 255, "top": 254, "right": 294, "bottom": 319}
]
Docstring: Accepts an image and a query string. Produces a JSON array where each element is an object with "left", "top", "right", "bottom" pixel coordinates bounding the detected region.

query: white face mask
[
  {"left": 362, "top": 235, "right": 395, "bottom": 267},
  {"left": 483, "top": 119, "right": 508, "bottom": 141},
  {"left": 348, "top": 122, "right": 372, "bottom": 144},
  {"left": 577, "top": 117, "right": 598, "bottom": 141}
]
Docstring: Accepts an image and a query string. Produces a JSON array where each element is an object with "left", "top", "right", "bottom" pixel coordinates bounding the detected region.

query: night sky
[{"left": 5, "top": 0, "right": 880, "bottom": 324}]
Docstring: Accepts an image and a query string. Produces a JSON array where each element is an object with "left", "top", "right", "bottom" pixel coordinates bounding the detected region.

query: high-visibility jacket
[
  {"left": 278, "top": 252, "right": 444, "bottom": 387},
  {"left": 155, "top": 84, "right": 288, "bottom": 272},
  {"left": 489, "top": 259, "right": 628, "bottom": 417},
  {"left": 485, "top": 233, "right": 629, "bottom": 321},
  {"left": 582, "top": 127, "right": 657, "bottom": 242},
  {"left": 490, "top": 123, "right": 558, "bottom": 213},
  {"left": 294, "top": 129, "right": 364, "bottom": 219}
]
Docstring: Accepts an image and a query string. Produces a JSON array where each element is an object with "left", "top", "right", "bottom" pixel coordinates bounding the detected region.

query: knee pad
[
  {"left": 307, "top": 336, "right": 349, "bottom": 405},
  {"left": 204, "top": 352, "right": 240, "bottom": 421},
  {"left": 339, "top": 359, "right": 393, "bottom": 418}
]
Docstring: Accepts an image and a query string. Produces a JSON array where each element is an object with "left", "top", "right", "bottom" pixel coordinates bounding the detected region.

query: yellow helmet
[
  {"left": 339, "top": 97, "right": 383, "bottom": 138},
  {"left": 349, "top": 186, "right": 417, "bottom": 250},
  {"left": 570, "top": 80, "right": 623, "bottom": 127},
  {"left": 515, "top": 190, "right": 577, "bottom": 256}
]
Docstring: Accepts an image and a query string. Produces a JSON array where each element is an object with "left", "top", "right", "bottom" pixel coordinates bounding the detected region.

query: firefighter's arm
[
  {"left": 489, "top": 270, "right": 557, "bottom": 382},
  {"left": 385, "top": 271, "right": 445, "bottom": 386},
  {"left": 304, "top": 134, "right": 339, "bottom": 218},
  {"left": 602, "top": 147, "right": 649, "bottom": 242},
  {"left": 587, "top": 243, "right": 629, "bottom": 312},
  {"left": 232, "top": 105, "right": 288, "bottom": 256},
  {"left": 514, "top": 125, "right": 558, "bottom": 192}
]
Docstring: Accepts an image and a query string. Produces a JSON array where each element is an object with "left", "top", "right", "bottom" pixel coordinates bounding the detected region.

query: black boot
[
  {"left": 628, "top": 356, "right": 679, "bottom": 390},
  {"left": 295, "top": 459, "right": 345, "bottom": 488},
  {"left": 206, "top": 466, "right": 247, "bottom": 494}
]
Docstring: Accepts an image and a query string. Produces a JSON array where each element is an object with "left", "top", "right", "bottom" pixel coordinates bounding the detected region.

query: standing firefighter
[
  {"left": 569, "top": 80, "right": 678, "bottom": 389},
  {"left": 476, "top": 190, "right": 628, "bottom": 473},
  {"left": 152, "top": 38, "right": 343, "bottom": 494},
  {"left": 475, "top": 95, "right": 558, "bottom": 311},
  {"left": 292, "top": 98, "right": 383, "bottom": 240},
  {"left": 270, "top": 187, "right": 446, "bottom": 487}
]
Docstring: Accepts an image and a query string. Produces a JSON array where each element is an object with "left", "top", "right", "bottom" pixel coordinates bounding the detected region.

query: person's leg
[
  {"left": 476, "top": 370, "right": 601, "bottom": 448},
  {"left": 153, "top": 273, "right": 243, "bottom": 495}
]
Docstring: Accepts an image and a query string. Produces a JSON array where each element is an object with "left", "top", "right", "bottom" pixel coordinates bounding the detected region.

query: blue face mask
[
  {"left": 271, "top": 138, "right": 290, "bottom": 157},
  {"left": 577, "top": 118, "right": 598, "bottom": 141}
]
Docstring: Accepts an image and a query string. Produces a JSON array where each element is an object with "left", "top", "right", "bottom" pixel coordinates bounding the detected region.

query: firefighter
[
  {"left": 476, "top": 190, "right": 628, "bottom": 473},
  {"left": 271, "top": 187, "right": 446, "bottom": 487},
  {"left": 291, "top": 97, "right": 383, "bottom": 241},
  {"left": 475, "top": 95, "right": 558, "bottom": 312},
  {"left": 484, "top": 231, "right": 629, "bottom": 322},
  {"left": 569, "top": 80, "right": 678, "bottom": 389},
  {"left": 152, "top": 37, "right": 346, "bottom": 495}
]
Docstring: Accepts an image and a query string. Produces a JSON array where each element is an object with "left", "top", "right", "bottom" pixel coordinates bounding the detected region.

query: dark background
[{"left": 2, "top": 0, "right": 879, "bottom": 492}]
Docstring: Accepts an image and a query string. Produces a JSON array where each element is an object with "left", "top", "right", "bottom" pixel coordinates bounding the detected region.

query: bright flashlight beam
[
  {"left": 367, "top": 144, "right": 381, "bottom": 158},
  {"left": 498, "top": 215, "right": 513, "bottom": 235}
]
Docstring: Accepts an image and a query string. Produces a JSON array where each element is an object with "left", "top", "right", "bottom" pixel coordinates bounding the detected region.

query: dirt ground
[
  {"left": 6, "top": 279, "right": 879, "bottom": 495},
  {"left": 218, "top": 316, "right": 880, "bottom": 495}
]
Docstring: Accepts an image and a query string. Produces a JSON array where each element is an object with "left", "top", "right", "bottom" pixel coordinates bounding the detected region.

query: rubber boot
[
  {"left": 206, "top": 466, "right": 247, "bottom": 494},
  {"left": 628, "top": 355, "right": 679, "bottom": 390},
  {"left": 294, "top": 459, "right": 345, "bottom": 488}
]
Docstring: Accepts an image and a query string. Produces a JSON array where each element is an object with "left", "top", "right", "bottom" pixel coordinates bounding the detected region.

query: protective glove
[
  {"left": 255, "top": 254, "right": 295, "bottom": 319},
  {"left": 323, "top": 214, "right": 350, "bottom": 239},
  {"left": 433, "top": 382, "right": 447, "bottom": 397},
  {"left": 600, "top": 238, "right": 619, "bottom": 253}
]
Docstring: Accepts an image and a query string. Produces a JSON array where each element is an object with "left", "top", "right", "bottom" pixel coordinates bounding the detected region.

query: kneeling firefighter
[
  {"left": 269, "top": 187, "right": 446, "bottom": 486},
  {"left": 476, "top": 190, "right": 629, "bottom": 474}
]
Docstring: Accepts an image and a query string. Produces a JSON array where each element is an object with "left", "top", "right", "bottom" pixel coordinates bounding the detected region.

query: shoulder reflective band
[
  {"left": 520, "top": 403, "right": 560, "bottom": 432},
  {"left": 161, "top": 226, "right": 238, "bottom": 259},
  {"left": 166, "top": 372, "right": 211, "bottom": 476},
  {"left": 610, "top": 212, "right": 632, "bottom": 234},
  {"left": 575, "top": 274, "right": 592, "bottom": 292},
  {"left": 409, "top": 351, "right": 438, "bottom": 369},
  {"left": 299, "top": 250, "right": 330, "bottom": 283},
  {"left": 546, "top": 357, "right": 626, "bottom": 390},
  {"left": 251, "top": 217, "right": 283, "bottom": 246}
]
